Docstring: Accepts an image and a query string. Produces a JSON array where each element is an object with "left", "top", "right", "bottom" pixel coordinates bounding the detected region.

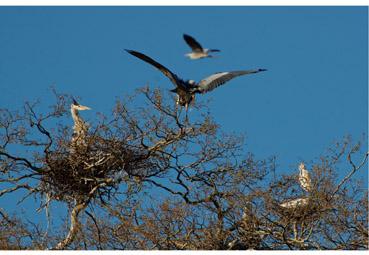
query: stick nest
[{"left": 39, "top": 135, "right": 160, "bottom": 202}]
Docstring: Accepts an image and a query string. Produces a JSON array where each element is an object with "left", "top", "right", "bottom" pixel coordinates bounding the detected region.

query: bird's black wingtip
[
  {"left": 125, "top": 49, "right": 142, "bottom": 57},
  {"left": 183, "top": 34, "right": 192, "bottom": 40}
]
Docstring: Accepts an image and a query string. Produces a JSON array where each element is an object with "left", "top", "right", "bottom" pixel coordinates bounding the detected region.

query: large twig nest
[{"left": 39, "top": 134, "right": 160, "bottom": 202}]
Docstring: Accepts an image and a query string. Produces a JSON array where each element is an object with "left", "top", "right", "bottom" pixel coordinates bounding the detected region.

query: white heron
[
  {"left": 298, "top": 163, "right": 312, "bottom": 192},
  {"left": 125, "top": 49, "right": 267, "bottom": 110},
  {"left": 183, "top": 34, "right": 220, "bottom": 60}
]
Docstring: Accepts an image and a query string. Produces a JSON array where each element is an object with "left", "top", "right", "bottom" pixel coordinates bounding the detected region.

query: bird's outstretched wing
[
  {"left": 125, "top": 49, "right": 180, "bottom": 87},
  {"left": 196, "top": 69, "right": 267, "bottom": 94},
  {"left": 183, "top": 34, "right": 203, "bottom": 52}
]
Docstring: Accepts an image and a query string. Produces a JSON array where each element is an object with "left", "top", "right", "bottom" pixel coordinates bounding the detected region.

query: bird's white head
[{"left": 188, "top": 79, "right": 196, "bottom": 85}]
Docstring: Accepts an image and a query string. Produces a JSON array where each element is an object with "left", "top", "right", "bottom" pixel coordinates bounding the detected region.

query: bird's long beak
[{"left": 80, "top": 105, "right": 91, "bottom": 110}]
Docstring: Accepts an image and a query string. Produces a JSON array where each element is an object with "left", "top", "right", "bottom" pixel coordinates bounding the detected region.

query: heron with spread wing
[
  {"left": 125, "top": 49, "right": 267, "bottom": 110},
  {"left": 183, "top": 34, "right": 220, "bottom": 60},
  {"left": 70, "top": 99, "right": 91, "bottom": 148}
]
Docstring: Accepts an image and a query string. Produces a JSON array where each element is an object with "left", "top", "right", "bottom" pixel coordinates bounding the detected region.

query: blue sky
[{"left": 0, "top": 6, "right": 367, "bottom": 225}]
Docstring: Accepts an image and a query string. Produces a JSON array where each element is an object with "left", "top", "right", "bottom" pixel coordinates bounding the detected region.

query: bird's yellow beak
[{"left": 80, "top": 105, "right": 91, "bottom": 110}]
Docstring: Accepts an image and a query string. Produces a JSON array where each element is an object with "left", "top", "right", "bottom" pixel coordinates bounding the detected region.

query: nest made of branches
[{"left": 39, "top": 134, "right": 161, "bottom": 202}]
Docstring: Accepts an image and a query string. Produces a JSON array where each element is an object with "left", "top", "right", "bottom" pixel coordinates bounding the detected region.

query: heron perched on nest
[
  {"left": 125, "top": 49, "right": 267, "bottom": 110},
  {"left": 70, "top": 99, "right": 91, "bottom": 148},
  {"left": 183, "top": 34, "right": 220, "bottom": 60},
  {"left": 298, "top": 163, "right": 312, "bottom": 192},
  {"left": 279, "top": 163, "right": 312, "bottom": 209}
]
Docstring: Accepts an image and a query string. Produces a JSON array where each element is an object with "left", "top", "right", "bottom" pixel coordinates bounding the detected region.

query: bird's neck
[
  {"left": 71, "top": 107, "right": 79, "bottom": 122},
  {"left": 71, "top": 108, "right": 86, "bottom": 131}
]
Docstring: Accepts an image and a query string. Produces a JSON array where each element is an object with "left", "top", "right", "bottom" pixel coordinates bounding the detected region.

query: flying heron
[
  {"left": 298, "top": 163, "right": 312, "bottom": 193},
  {"left": 183, "top": 33, "right": 220, "bottom": 59},
  {"left": 70, "top": 99, "right": 91, "bottom": 147},
  {"left": 125, "top": 49, "right": 267, "bottom": 110}
]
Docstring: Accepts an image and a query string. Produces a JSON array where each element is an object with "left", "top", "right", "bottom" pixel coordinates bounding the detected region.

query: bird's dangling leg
[
  {"left": 185, "top": 104, "right": 189, "bottom": 123},
  {"left": 175, "top": 95, "right": 180, "bottom": 112}
]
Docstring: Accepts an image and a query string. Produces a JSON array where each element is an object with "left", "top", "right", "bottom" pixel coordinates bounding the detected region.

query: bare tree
[{"left": 0, "top": 87, "right": 367, "bottom": 250}]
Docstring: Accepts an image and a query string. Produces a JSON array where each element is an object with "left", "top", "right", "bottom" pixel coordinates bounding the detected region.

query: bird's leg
[
  {"left": 174, "top": 95, "right": 180, "bottom": 113},
  {"left": 185, "top": 104, "right": 189, "bottom": 123}
]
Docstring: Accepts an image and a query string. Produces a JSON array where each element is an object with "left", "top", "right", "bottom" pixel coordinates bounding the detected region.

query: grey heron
[
  {"left": 183, "top": 34, "right": 220, "bottom": 59},
  {"left": 125, "top": 49, "right": 267, "bottom": 110},
  {"left": 298, "top": 163, "right": 312, "bottom": 192},
  {"left": 70, "top": 99, "right": 91, "bottom": 147}
]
